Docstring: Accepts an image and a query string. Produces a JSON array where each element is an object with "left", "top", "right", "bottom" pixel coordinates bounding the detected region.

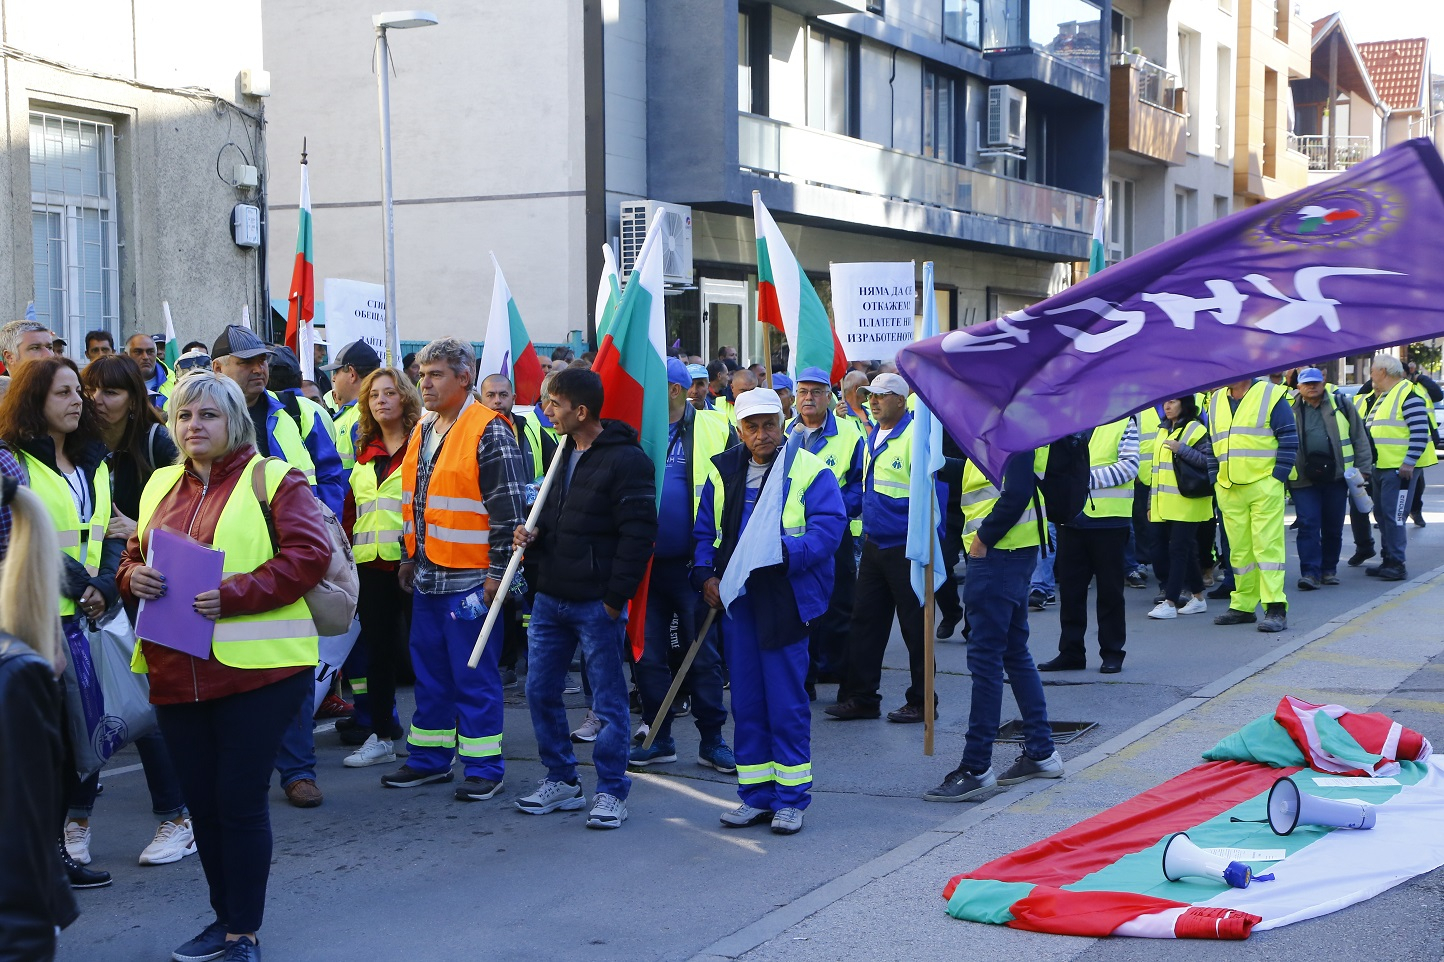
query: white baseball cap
[
  {"left": 735, "top": 387, "right": 783, "bottom": 420},
  {"left": 857, "top": 372, "right": 910, "bottom": 399}
]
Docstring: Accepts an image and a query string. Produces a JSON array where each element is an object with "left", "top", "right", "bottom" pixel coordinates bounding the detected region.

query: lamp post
[{"left": 373, "top": 10, "right": 438, "bottom": 366}]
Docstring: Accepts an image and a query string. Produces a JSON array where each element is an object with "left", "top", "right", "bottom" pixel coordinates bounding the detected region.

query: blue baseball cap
[
  {"left": 1297, "top": 367, "right": 1325, "bottom": 384},
  {"left": 666, "top": 356, "right": 691, "bottom": 388},
  {"left": 686, "top": 363, "right": 709, "bottom": 381},
  {"left": 795, "top": 366, "right": 831, "bottom": 386},
  {"left": 771, "top": 373, "right": 793, "bottom": 392}
]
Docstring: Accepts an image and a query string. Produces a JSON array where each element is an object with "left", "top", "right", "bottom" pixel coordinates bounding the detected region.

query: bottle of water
[{"left": 452, "top": 589, "right": 489, "bottom": 622}]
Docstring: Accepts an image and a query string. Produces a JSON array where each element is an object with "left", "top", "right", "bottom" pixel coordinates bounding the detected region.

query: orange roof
[{"left": 1358, "top": 38, "right": 1429, "bottom": 111}]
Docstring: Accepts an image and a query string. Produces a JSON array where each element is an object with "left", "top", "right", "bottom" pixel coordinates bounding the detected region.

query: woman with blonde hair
[
  {"left": 119, "top": 371, "right": 330, "bottom": 962},
  {"left": 0, "top": 478, "right": 80, "bottom": 959},
  {"left": 340, "top": 367, "right": 423, "bottom": 768}
]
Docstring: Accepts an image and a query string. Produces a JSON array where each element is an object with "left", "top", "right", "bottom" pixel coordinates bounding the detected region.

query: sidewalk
[{"left": 696, "top": 565, "right": 1444, "bottom": 962}]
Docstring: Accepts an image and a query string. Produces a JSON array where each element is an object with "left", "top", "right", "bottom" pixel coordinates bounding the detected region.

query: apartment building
[
  {"left": 1233, "top": 0, "right": 1310, "bottom": 204},
  {"left": 1289, "top": 15, "right": 1384, "bottom": 185}
]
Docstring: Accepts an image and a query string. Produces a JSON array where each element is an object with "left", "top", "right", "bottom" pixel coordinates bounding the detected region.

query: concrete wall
[
  {"left": 604, "top": 0, "right": 648, "bottom": 245},
  {"left": 0, "top": 1, "right": 266, "bottom": 349},
  {"left": 263, "top": 0, "right": 590, "bottom": 349}
]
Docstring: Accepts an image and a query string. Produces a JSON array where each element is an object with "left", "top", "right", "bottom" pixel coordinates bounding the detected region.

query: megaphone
[
  {"left": 1267, "top": 776, "right": 1377, "bottom": 836},
  {"left": 1161, "top": 832, "right": 1258, "bottom": 888}
]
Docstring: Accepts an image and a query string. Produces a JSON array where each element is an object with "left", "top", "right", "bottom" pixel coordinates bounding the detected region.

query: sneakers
[
  {"left": 1257, "top": 604, "right": 1288, "bottom": 633},
  {"left": 516, "top": 778, "right": 586, "bottom": 815},
  {"left": 562, "top": 674, "right": 582, "bottom": 695},
  {"left": 500, "top": 667, "right": 519, "bottom": 690},
  {"left": 1125, "top": 570, "right": 1148, "bottom": 589},
  {"left": 824, "top": 698, "right": 881, "bottom": 720},
  {"left": 172, "top": 920, "right": 229, "bottom": 962},
  {"left": 1213, "top": 608, "right": 1256, "bottom": 625},
  {"left": 283, "top": 778, "right": 323, "bottom": 808},
  {"left": 220, "top": 936, "right": 260, "bottom": 962},
  {"left": 1178, "top": 596, "right": 1208, "bottom": 615},
  {"left": 1376, "top": 564, "right": 1408, "bottom": 581},
  {"left": 632, "top": 722, "right": 650, "bottom": 744},
  {"left": 922, "top": 767, "right": 997, "bottom": 802},
  {"left": 1321, "top": 572, "right": 1340, "bottom": 585},
  {"left": 719, "top": 803, "right": 772, "bottom": 828},
  {"left": 139, "top": 819, "right": 196, "bottom": 866},
  {"left": 771, "top": 807, "right": 804, "bottom": 835},
  {"left": 1028, "top": 589, "right": 1053, "bottom": 610},
  {"left": 313, "top": 693, "right": 353, "bottom": 720},
  {"left": 334, "top": 716, "right": 370, "bottom": 746},
  {"left": 570, "top": 709, "right": 603, "bottom": 743},
  {"left": 628, "top": 740, "right": 678, "bottom": 767},
  {"left": 698, "top": 741, "right": 737, "bottom": 774},
  {"left": 1297, "top": 575, "right": 1320, "bottom": 591},
  {"left": 1348, "top": 546, "right": 1376, "bottom": 566},
  {"left": 64, "top": 820, "right": 91, "bottom": 865},
  {"left": 455, "top": 777, "right": 504, "bottom": 801},
  {"left": 1147, "top": 601, "right": 1177, "bottom": 620},
  {"left": 380, "top": 764, "right": 454, "bottom": 788},
  {"left": 586, "top": 792, "right": 628, "bottom": 829},
  {"left": 343, "top": 734, "right": 396, "bottom": 768},
  {"left": 997, "top": 750, "right": 1065, "bottom": 785}
]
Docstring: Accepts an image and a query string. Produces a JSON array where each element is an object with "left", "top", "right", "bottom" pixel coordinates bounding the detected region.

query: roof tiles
[{"left": 1358, "top": 38, "right": 1429, "bottom": 111}]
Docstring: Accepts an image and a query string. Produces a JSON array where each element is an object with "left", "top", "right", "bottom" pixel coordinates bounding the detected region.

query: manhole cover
[{"left": 996, "top": 719, "right": 1096, "bottom": 744}]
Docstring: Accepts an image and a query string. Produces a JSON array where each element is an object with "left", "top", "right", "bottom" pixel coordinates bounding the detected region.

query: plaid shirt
[
  {"left": 409, "top": 399, "right": 528, "bottom": 596},
  {"left": 0, "top": 446, "right": 22, "bottom": 563}
]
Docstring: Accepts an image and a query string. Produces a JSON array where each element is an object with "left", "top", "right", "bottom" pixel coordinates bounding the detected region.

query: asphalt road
[{"left": 55, "top": 495, "right": 1444, "bottom": 962}]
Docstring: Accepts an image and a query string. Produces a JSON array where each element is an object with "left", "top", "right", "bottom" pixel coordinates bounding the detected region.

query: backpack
[
  {"left": 1032, "top": 429, "right": 1094, "bottom": 545},
  {"left": 250, "top": 457, "right": 359, "bottom": 636}
]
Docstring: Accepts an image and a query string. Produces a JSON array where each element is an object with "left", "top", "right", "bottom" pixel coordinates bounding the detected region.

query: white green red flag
[
  {"left": 479, "top": 254, "right": 545, "bottom": 405},
  {"left": 595, "top": 243, "right": 623, "bottom": 342},
  {"left": 160, "top": 300, "right": 179, "bottom": 370},
  {"left": 943, "top": 698, "right": 1443, "bottom": 939},
  {"left": 285, "top": 159, "right": 315, "bottom": 364},
  {"left": 592, "top": 217, "right": 671, "bottom": 659},
  {"left": 1089, "top": 194, "right": 1108, "bottom": 275},
  {"left": 752, "top": 191, "right": 848, "bottom": 384}
]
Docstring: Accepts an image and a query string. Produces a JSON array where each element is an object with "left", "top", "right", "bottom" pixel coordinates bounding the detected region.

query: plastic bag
[
  {"left": 313, "top": 618, "right": 360, "bottom": 715},
  {"left": 63, "top": 609, "right": 156, "bottom": 778}
]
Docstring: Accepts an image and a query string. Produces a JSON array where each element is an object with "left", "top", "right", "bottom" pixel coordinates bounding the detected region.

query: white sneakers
[
  {"left": 570, "top": 710, "right": 603, "bottom": 744},
  {"left": 1178, "top": 596, "right": 1208, "bottom": 615},
  {"left": 1147, "top": 601, "right": 1178, "bottom": 620},
  {"left": 343, "top": 734, "right": 397, "bottom": 768},
  {"left": 1149, "top": 597, "right": 1207, "bottom": 619},
  {"left": 586, "top": 792, "right": 628, "bottom": 830},
  {"left": 139, "top": 819, "right": 197, "bottom": 865},
  {"left": 64, "top": 820, "right": 91, "bottom": 865}
]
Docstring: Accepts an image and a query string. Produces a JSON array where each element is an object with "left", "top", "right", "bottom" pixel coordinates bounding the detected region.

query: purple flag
[{"left": 897, "top": 138, "right": 1444, "bottom": 483}]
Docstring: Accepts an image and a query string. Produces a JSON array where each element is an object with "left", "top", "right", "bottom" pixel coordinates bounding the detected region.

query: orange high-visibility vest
[{"left": 400, "top": 400, "right": 502, "bottom": 570}]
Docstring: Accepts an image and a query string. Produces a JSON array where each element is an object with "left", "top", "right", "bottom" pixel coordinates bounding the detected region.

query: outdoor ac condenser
[
  {"left": 620, "top": 200, "right": 694, "bottom": 287},
  {"left": 986, "top": 85, "right": 1027, "bottom": 149}
]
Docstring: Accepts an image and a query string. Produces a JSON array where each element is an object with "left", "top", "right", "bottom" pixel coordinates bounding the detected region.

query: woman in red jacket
[{"left": 119, "top": 371, "right": 329, "bottom": 962}]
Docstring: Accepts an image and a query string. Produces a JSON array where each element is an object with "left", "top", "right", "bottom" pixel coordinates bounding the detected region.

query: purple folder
[{"left": 134, "top": 527, "right": 225, "bottom": 659}]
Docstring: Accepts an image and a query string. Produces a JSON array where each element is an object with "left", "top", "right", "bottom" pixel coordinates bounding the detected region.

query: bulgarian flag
[
  {"left": 753, "top": 192, "right": 847, "bottom": 384},
  {"left": 595, "top": 243, "right": 622, "bottom": 342},
  {"left": 285, "top": 155, "right": 315, "bottom": 366},
  {"left": 479, "top": 254, "right": 545, "bottom": 405},
  {"left": 160, "top": 301, "right": 179, "bottom": 370},
  {"left": 1089, "top": 194, "right": 1108, "bottom": 275},
  {"left": 592, "top": 216, "right": 670, "bottom": 659},
  {"left": 943, "top": 700, "right": 1443, "bottom": 939}
]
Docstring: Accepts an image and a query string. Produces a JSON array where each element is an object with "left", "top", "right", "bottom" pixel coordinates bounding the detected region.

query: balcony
[
  {"left": 737, "top": 113, "right": 1098, "bottom": 244},
  {"left": 1290, "top": 134, "right": 1374, "bottom": 172},
  {"left": 1108, "top": 54, "right": 1187, "bottom": 166}
]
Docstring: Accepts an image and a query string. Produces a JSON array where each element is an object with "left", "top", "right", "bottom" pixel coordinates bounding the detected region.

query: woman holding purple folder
[{"left": 119, "top": 371, "right": 329, "bottom": 962}]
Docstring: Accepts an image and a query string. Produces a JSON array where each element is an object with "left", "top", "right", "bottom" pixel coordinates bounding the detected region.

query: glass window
[
  {"left": 1028, "top": 0, "right": 1103, "bottom": 72},
  {"left": 29, "top": 111, "right": 120, "bottom": 348},
  {"left": 807, "top": 28, "right": 854, "bottom": 136},
  {"left": 943, "top": 0, "right": 981, "bottom": 48},
  {"left": 1107, "top": 176, "right": 1134, "bottom": 264},
  {"left": 983, "top": 0, "right": 1023, "bottom": 49},
  {"left": 923, "top": 68, "right": 960, "bottom": 162},
  {"left": 739, "top": 11, "right": 751, "bottom": 113}
]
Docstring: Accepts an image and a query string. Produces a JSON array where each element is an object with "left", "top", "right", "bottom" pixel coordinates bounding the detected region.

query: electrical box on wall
[
  {"left": 240, "top": 69, "right": 271, "bottom": 97},
  {"left": 231, "top": 204, "right": 261, "bottom": 248},
  {"left": 233, "top": 164, "right": 259, "bottom": 189}
]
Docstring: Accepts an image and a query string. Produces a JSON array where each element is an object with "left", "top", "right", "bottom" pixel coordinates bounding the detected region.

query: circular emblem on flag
[{"left": 1249, "top": 185, "right": 1402, "bottom": 251}]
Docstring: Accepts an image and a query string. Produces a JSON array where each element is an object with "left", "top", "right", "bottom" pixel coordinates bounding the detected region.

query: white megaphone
[
  {"left": 1161, "top": 832, "right": 1260, "bottom": 889},
  {"left": 1267, "top": 776, "right": 1377, "bottom": 836}
]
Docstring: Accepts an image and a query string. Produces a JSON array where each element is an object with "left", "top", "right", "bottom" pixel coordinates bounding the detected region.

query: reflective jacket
[
  {"left": 1211, "top": 381, "right": 1287, "bottom": 487},
  {"left": 400, "top": 401, "right": 501, "bottom": 570}
]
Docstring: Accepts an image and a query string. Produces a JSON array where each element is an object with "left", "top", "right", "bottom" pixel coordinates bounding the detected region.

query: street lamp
[{"left": 373, "top": 10, "right": 438, "bottom": 366}]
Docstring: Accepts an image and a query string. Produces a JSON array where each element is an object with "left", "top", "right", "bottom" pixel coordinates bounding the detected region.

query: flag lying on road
[
  {"left": 754, "top": 192, "right": 848, "bottom": 384},
  {"left": 905, "top": 261, "right": 945, "bottom": 606},
  {"left": 898, "top": 139, "right": 1444, "bottom": 482},
  {"left": 479, "top": 254, "right": 545, "bottom": 405}
]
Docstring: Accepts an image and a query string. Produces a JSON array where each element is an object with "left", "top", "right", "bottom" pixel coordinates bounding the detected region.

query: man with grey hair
[
  {"left": 1365, "top": 353, "right": 1432, "bottom": 580},
  {"left": 386, "top": 336, "right": 528, "bottom": 803},
  {"left": 0, "top": 320, "right": 54, "bottom": 372}
]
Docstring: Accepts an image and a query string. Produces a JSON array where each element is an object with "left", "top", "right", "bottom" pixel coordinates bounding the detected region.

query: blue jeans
[
  {"left": 1372, "top": 468, "right": 1418, "bottom": 566},
  {"left": 526, "top": 594, "right": 632, "bottom": 800},
  {"left": 962, "top": 545, "right": 1054, "bottom": 773},
  {"left": 1292, "top": 479, "right": 1348, "bottom": 578},
  {"left": 69, "top": 730, "right": 187, "bottom": 820},
  {"left": 636, "top": 559, "right": 726, "bottom": 745},
  {"left": 1029, "top": 523, "right": 1057, "bottom": 595},
  {"left": 273, "top": 678, "right": 316, "bottom": 788}
]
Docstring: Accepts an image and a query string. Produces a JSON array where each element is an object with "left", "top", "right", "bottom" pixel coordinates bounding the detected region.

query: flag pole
[
  {"left": 640, "top": 608, "right": 719, "bottom": 750},
  {"left": 466, "top": 439, "right": 567, "bottom": 669},
  {"left": 762, "top": 324, "right": 773, "bottom": 389},
  {"left": 923, "top": 497, "right": 936, "bottom": 756}
]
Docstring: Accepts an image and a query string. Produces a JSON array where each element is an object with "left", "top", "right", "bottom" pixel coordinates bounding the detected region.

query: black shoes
[
  {"left": 60, "top": 841, "right": 111, "bottom": 889},
  {"left": 1037, "top": 655, "right": 1085, "bottom": 671},
  {"left": 886, "top": 704, "right": 926, "bottom": 724},
  {"left": 938, "top": 614, "right": 961, "bottom": 639},
  {"left": 1206, "top": 583, "right": 1234, "bottom": 600},
  {"left": 1376, "top": 564, "right": 1408, "bottom": 581},
  {"left": 824, "top": 698, "right": 881, "bottom": 720},
  {"left": 1214, "top": 608, "right": 1257, "bottom": 626},
  {"left": 1348, "top": 547, "right": 1376, "bottom": 567},
  {"left": 1257, "top": 604, "right": 1288, "bottom": 633},
  {"left": 1099, "top": 661, "right": 1123, "bottom": 674}
]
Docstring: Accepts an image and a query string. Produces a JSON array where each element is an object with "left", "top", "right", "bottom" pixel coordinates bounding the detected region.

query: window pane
[
  {"left": 807, "top": 31, "right": 825, "bottom": 129},
  {"left": 923, "top": 72, "right": 936, "bottom": 156},
  {"left": 944, "top": 0, "right": 981, "bottom": 46},
  {"left": 984, "top": 0, "right": 1023, "bottom": 49},
  {"left": 826, "top": 35, "right": 849, "bottom": 134},
  {"left": 1029, "top": 0, "right": 1103, "bottom": 72},
  {"left": 937, "top": 78, "right": 953, "bottom": 163},
  {"left": 738, "top": 11, "right": 751, "bottom": 113},
  {"left": 31, "top": 210, "right": 64, "bottom": 328}
]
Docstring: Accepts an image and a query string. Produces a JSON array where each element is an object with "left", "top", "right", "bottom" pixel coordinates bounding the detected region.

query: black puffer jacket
[
  {"left": 0, "top": 635, "right": 78, "bottom": 959},
  {"left": 527, "top": 420, "right": 657, "bottom": 611}
]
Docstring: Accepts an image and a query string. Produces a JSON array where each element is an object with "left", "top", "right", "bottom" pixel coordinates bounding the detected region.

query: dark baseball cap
[
  {"left": 322, "top": 339, "right": 382, "bottom": 373},
  {"left": 211, "top": 324, "right": 273, "bottom": 361},
  {"left": 269, "top": 346, "right": 301, "bottom": 376}
]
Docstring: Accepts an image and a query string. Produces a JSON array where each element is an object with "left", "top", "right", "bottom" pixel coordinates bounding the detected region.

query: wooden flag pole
[
  {"left": 466, "top": 441, "right": 567, "bottom": 669},
  {"left": 640, "top": 608, "right": 720, "bottom": 750},
  {"left": 923, "top": 496, "right": 936, "bottom": 756},
  {"left": 761, "top": 324, "right": 773, "bottom": 389}
]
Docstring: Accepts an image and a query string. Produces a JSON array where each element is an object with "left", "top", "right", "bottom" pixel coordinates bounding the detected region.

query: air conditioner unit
[
  {"left": 986, "top": 85, "right": 1027, "bottom": 149},
  {"left": 619, "top": 200, "right": 694, "bottom": 287}
]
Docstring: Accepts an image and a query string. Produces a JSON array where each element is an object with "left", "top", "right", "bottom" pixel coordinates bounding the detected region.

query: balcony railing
[
  {"left": 738, "top": 113, "right": 1096, "bottom": 235},
  {"left": 1289, "top": 134, "right": 1374, "bottom": 171},
  {"left": 1109, "top": 52, "right": 1177, "bottom": 109}
]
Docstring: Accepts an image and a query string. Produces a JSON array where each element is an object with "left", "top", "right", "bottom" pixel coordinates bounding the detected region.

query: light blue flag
[
  {"left": 24, "top": 301, "right": 36, "bottom": 321},
  {"left": 906, "top": 262, "right": 946, "bottom": 606},
  {"left": 718, "top": 440, "right": 796, "bottom": 612}
]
